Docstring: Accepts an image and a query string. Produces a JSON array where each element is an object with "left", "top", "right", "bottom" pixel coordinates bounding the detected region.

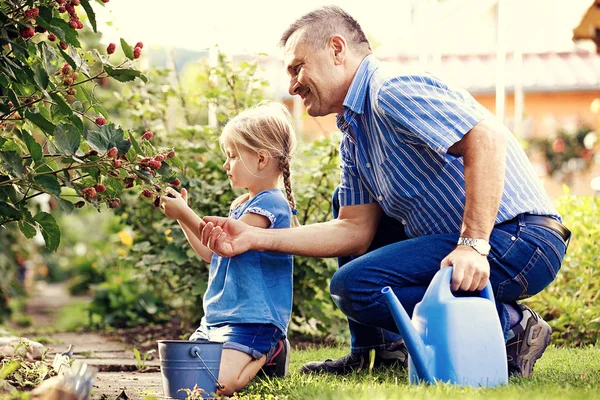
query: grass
[{"left": 234, "top": 345, "right": 600, "bottom": 400}]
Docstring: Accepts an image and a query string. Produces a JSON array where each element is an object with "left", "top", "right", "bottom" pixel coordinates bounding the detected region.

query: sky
[{"left": 93, "top": 0, "right": 592, "bottom": 56}]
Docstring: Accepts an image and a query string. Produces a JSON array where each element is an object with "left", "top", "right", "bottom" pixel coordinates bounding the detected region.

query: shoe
[
  {"left": 506, "top": 304, "right": 552, "bottom": 378},
  {"left": 262, "top": 339, "right": 290, "bottom": 377},
  {"left": 300, "top": 340, "right": 408, "bottom": 375}
]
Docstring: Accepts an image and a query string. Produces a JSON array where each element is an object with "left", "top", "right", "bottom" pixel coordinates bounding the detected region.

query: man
[{"left": 199, "top": 6, "right": 570, "bottom": 377}]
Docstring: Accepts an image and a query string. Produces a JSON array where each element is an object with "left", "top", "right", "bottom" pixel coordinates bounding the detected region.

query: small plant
[
  {"left": 0, "top": 340, "right": 55, "bottom": 390},
  {"left": 177, "top": 384, "right": 209, "bottom": 400},
  {"left": 133, "top": 347, "right": 156, "bottom": 371}
]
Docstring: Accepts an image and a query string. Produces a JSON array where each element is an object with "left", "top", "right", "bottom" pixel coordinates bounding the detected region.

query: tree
[{"left": 0, "top": 0, "right": 181, "bottom": 251}]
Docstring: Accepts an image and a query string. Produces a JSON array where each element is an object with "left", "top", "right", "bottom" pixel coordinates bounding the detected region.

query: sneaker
[
  {"left": 506, "top": 304, "right": 552, "bottom": 378},
  {"left": 262, "top": 339, "right": 290, "bottom": 377},
  {"left": 300, "top": 340, "right": 408, "bottom": 375}
]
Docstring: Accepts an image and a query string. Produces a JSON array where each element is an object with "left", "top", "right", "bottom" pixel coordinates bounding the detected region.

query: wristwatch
[{"left": 457, "top": 237, "right": 491, "bottom": 256}]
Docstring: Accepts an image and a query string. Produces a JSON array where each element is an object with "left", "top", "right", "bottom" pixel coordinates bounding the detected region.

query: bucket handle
[{"left": 190, "top": 346, "right": 225, "bottom": 390}]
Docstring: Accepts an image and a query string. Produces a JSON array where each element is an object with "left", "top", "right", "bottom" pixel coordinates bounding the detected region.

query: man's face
[{"left": 284, "top": 32, "right": 344, "bottom": 117}]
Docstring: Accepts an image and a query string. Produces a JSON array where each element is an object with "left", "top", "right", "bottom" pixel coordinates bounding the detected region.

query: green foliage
[
  {"left": 133, "top": 347, "right": 155, "bottom": 371},
  {"left": 526, "top": 193, "right": 600, "bottom": 346},
  {"left": 528, "top": 125, "right": 597, "bottom": 178},
  {"left": 0, "top": 0, "right": 181, "bottom": 251},
  {"left": 0, "top": 340, "right": 54, "bottom": 391}
]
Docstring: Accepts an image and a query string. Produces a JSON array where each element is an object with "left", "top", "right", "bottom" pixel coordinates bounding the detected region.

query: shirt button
[
  {"left": 366, "top": 162, "right": 371, "bottom": 168},
  {"left": 402, "top": 219, "right": 407, "bottom": 225},
  {"left": 378, "top": 195, "right": 384, "bottom": 201}
]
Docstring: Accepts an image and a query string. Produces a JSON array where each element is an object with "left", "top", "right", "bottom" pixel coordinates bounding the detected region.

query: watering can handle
[
  {"left": 190, "top": 346, "right": 225, "bottom": 390},
  {"left": 435, "top": 266, "right": 496, "bottom": 302}
]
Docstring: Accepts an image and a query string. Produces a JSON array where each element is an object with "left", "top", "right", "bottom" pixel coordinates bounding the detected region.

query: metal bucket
[{"left": 157, "top": 340, "right": 223, "bottom": 399}]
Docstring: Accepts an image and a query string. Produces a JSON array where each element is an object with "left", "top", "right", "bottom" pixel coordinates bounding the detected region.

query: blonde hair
[{"left": 219, "top": 101, "right": 300, "bottom": 227}]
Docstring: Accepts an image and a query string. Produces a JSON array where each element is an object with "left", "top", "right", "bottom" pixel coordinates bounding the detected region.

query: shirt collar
[{"left": 343, "top": 54, "right": 379, "bottom": 115}]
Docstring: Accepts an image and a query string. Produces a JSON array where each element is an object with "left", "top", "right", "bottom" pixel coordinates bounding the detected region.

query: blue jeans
[
  {"left": 329, "top": 188, "right": 568, "bottom": 353},
  {"left": 189, "top": 322, "right": 284, "bottom": 359}
]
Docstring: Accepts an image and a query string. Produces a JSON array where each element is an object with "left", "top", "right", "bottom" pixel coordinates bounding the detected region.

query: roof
[{"left": 379, "top": 51, "right": 600, "bottom": 94}]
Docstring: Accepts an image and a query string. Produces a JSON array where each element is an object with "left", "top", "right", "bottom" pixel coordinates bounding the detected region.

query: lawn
[{"left": 236, "top": 344, "right": 600, "bottom": 400}]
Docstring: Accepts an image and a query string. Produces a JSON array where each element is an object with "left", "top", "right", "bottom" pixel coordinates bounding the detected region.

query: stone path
[{"left": 11, "top": 282, "right": 164, "bottom": 400}]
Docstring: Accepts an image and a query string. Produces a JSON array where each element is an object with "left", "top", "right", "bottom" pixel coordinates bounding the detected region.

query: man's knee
[{"left": 330, "top": 265, "right": 357, "bottom": 316}]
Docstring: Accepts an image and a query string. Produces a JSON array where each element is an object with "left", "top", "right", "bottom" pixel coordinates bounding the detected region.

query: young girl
[{"left": 160, "top": 101, "right": 299, "bottom": 396}]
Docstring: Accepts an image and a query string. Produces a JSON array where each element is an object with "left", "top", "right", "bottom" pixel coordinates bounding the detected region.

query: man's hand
[
  {"left": 160, "top": 187, "right": 188, "bottom": 220},
  {"left": 199, "top": 216, "right": 255, "bottom": 257},
  {"left": 440, "top": 247, "right": 490, "bottom": 291}
]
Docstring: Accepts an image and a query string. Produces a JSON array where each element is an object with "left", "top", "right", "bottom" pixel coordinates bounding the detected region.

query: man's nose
[{"left": 288, "top": 77, "right": 300, "bottom": 96}]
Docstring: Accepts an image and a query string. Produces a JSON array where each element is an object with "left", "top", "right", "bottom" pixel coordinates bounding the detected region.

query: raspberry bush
[{"left": 0, "top": 0, "right": 181, "bottom": 251}]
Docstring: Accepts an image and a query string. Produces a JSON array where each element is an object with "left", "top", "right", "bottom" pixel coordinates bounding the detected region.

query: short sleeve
[
  {"left": 377, "top": 73, "right": 490, "bottom": 157},
  {"left": 242, "top": 190, "right": 291, "bottom": 229},
  {"left": 338, "top": 136, "right": 376, "bottom": 207}
]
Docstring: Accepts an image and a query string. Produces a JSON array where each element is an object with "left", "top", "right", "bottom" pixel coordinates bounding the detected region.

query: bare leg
[{"left": 216, "top": 349, "right": 267, "bottom": 396}]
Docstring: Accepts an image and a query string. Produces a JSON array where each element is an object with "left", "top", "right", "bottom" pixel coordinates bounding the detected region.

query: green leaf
[
  {"left": 49, "top": 92, "right": 72, "bottom": 116},
  {"left": 170, "top": 155, "right": 184, "bottom": 170},
  {"left": 33, "top": 211, "right": 61, "bottom": 251},
  {"left": 25, "top": 110, "right": 56, "bottom": 135},
  {"left": 120, "top": 38, "right": 134, "bottom": 60},
  {"left": 0, "top": 150, "right": 23, "bottom": 178},
  {"left": 0, "top": 200, "right": 20, "bottom": 220},
  {"left": 128, "top": 131, "right": 142, "bottom": 155},
  {"left": 79, "top": 0, "right": 97, "bottom": 32},
  {"left": 85, "top": 123, "right": 131, "bottom": 154},
  {"left": 34, "top": 175, "right": 61, "bottom": 196},
  {"left": 19, "top": 220, "right": 37, "bottom": 238},
  {"left": 7, "top": 88, "right": 20, "bottom": 109},
  {"left": 22, "top": 130, "right": 43, "bottom": 162},
  {"left": 70, "top": 115, "right": 84, "bottom": 133},
  {"left": 57, "top": 46, "right": 77, "bottom": 70},
  {"left": 0, "top": 73, "right": 8, "bottom": 88},
  {"left": 34, "top": 64, "right": 49, "bottom": 89},
  {"left": 0, "top": 137, "right": 6, "bottom": 149},
  {"left": 57, "top": 197, "right": 75, "bottom": 214},
  {"left": 54, "top": 124, "right": 81, "bottom": 155},
  {"left": 104, "top": 65, "right": 147, "bottom": 83},
  {"left": 156, "top": 161, "right": 173, "bottom": 178}
]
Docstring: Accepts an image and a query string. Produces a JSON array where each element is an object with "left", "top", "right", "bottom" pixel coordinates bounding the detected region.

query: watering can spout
[{"left": 382, "top": 286, "right": 434, "bottom": 383}]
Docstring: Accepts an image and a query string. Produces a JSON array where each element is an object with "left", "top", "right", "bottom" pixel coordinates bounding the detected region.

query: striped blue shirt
[{"left": 337, "top": 55, "right": 560, "bottom": 238}]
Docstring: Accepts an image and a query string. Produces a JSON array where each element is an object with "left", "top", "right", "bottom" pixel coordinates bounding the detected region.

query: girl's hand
[{"left": 160, "top": 187, "right": 188, "bottom": 220}]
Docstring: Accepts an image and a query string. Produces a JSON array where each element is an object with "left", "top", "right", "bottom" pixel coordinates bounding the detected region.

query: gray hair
[{"left": 279, "top": 5, "right": 371, "bottom": 55}]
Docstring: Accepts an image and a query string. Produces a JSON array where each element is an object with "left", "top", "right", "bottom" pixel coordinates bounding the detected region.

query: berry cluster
[
  {"left": 77, "top": 130, "right": 179, "bottom": 210},
  {"left": 59, "top": 62, "right": 79, "bottom": 96}
]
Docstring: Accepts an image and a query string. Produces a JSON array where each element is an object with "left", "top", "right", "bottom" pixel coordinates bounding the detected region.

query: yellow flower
[{"left": 117, "top": 230, "right": 133, "bottom": 247}]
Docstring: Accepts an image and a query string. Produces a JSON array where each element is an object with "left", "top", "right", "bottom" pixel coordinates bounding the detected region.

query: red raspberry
[
  {"left": 141, "top": 131, "right": 153, "bottom": 140},
  {"left": 35, "top": 26, "right": 46, "bottom": 33},
  {"left": 61, "top": 63, "right": 72, "bottom": 75},
  {"left": 133, "top": 47, "right": 142, "bottom": 59},
  {"left": 113, "top": 159, "right": 122, "bottom": 168},
  {"left": 142, "top": 189, "right": 153, "bottom": 198},
  {"left": 58, "top": 6, "right": 66, "bottom": 13},
  {"left": 77, "top": 21, "right": 83, "bottom": 29},
  {"left": 169, "top": 179, "right": 181, "bottom": 186},
  {"left": 71, "top": 71, "right": 79, "bottom": 80},
  {"left": 154, "top": 154, "right": 166, "bottom": 162},
  {"left": 102, "top": 0, "right": 109, "bottom": 3},
  {"left": 25, "top": 8, "right": 39, "bottom": 19},
  {"left": 135, "top": 42, "right": 144, "bottom": 49},
  {"left": 148, "top": 160, "right": 162, "bottom": 170},
  {"left": 154, "top": 197, "right": 161, "bottom": 207},
  {"left": 63, "top": 77, "right": 74, "bottom": 86},
  {"left": 65, "top": 3, "right": 75, "bottom": 15},
  {"left": 71, "top": 0, "right": 81, "bottom": 5},
  {"left": 106, "top": 43, "right": 116, "bottom": 54},
  {"left": 82, "top": 187, "right": 97, "bottom": 199},
  {"left": 48, "top": 33, "right": 57, "bottom": 41},
  {"left": 69, "top": 19, "right": 78, "bottom": 29},
  {"left": 66, "top": 87, "right": 76, "bottom": 96},
  {"left": 87, "top": 150, "right": 99, "bottom": 156},
  {"left": 60, "top": 42, "right": 68, "bottom": 50},
  {"left": 7, "top": 101, "right": 13, "bottom": 109},
  {"left": 57, "top": 0, "right": 66, "bottom": 4},
  {"left": 140, "top": 157, "right": 151, "bottom": 164},
  {"left": 94, "top": 184, "right": 106, "bottom": 193},
  {"left": 20, "top": 28, "right": 35, "bottom": 39},
  {"left": 95, "top": 117, "right": 106, "bottom": 126},
  {"left": 107, "top": 147, "right": 118, "bottom": 158},
  {"left": 167, "top": 150, "right": 175, "bottom": 158},
  {"left": 125, "top": 181, "right": 134, "bottom": 189},
  {"left": 108, "top": 198, "right": 121, "bottom": 208}
]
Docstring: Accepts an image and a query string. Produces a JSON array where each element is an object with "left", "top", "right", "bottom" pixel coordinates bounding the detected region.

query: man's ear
[
  {"left": 330, "top": 35, "right": 347, "bottom": 65},
  {"left": 257, "top": 149, "right": 270, "bottom": 170}
]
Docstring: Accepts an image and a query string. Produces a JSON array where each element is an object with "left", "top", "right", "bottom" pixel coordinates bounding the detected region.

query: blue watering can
[{"left": 382, "top": 266, "right": 508, "bottom": 387}]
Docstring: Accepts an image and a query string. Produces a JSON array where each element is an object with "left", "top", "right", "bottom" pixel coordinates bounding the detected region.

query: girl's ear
[{"left": 257, "top": 149, "right": 270, "bottom": 170}]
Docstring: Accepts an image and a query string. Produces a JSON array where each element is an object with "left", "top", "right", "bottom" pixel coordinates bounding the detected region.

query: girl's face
[{"left": 222, "top": 140, "right": 260, "bottom": 190}]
